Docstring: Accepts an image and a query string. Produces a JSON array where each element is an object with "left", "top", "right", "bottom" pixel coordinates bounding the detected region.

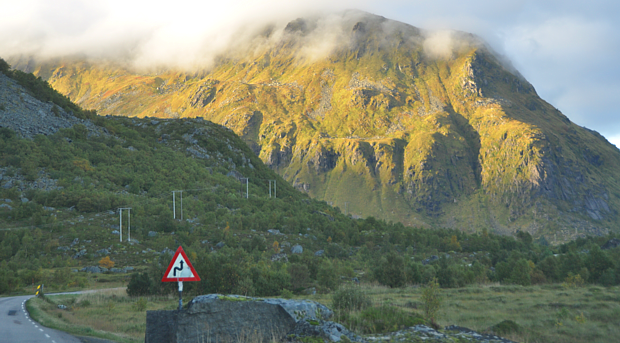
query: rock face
[
  {"left": 145, "top": 294, "right": 363, "bottom": 343},
  {"left": 0, "top": 72, "right": 101, "bottom": 139},
  {"left": 146, "top": 298, "right": 296, "bottom": 343}
]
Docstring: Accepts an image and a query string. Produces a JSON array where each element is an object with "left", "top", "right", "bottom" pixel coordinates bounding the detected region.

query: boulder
[
  {"left": 72, "top": 249, "right": 87, "bottom": 259},
  {"left": 144, "top": 294, "right": 362, "bottom": 343},
  {"left": 291, "top": 244, "right": 303, "bottom": 254},
  {"left": 80, "top": 266, "right": 104, "bottom": 273},
  {"left": 148, "top": 231, "right": 158, "bottom": 237},
  {"left": 146, "top": 295, "right": 298, "bottom": 343}
]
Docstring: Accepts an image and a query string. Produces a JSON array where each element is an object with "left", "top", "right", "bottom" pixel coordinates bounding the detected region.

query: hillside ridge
[{"left": 8, "top": 11, "right": 620, "bottom": 241}]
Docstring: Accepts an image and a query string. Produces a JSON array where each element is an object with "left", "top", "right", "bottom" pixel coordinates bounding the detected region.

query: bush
[
  {"left": 127, "top": 272, "right": 154, "bottom": 297},
  {"left": 133, "top": 297, "right": 148, "bottom": 311},
  {"left": 490, "top": 319, "right": 521, "bottom": 335},
  {"left": 332, "top": 286, "right": 371, "bottom": 312},
  {"left": 317, "top": 260, "right": 338, "bottom": 292}
]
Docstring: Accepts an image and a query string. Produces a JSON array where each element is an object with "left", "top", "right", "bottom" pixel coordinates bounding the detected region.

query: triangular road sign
[{"left": 161, "top": 246, "right": 201, "bottom": 282}]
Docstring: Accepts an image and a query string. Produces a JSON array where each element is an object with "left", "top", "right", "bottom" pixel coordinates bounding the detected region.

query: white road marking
[
  {"left": 52, "top": 341, "right": 56, "bottom": 343},
  {"left": 39, "top": 328, "right": 43, "bottom": 332},
  {"left": 45, "top": 334, "right": 50, "bottom": 338},
  {"left": 34, "top": 325, "right": 38, "bottom": 328}
]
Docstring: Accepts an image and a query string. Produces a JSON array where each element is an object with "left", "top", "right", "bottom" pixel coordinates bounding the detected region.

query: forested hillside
[{"left": 1, "top": 59, "right": 620, "bottom": 298}]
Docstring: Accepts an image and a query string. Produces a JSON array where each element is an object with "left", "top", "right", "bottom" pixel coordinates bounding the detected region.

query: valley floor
[{"left": 26, "top": 283, "right": 620, "bottom": 343}]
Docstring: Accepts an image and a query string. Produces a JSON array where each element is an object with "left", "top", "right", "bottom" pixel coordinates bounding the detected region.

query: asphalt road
[
  {"left": 1, "top": 289, "right": 124, "bottom": 343},
  {"left": 0, "top": 294, "right": 82, "bottom": 343}
]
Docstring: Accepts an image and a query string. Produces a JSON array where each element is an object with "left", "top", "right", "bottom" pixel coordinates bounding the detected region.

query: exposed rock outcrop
[{"left": 145, "top": 294, "right": 364, "bottom": 343}]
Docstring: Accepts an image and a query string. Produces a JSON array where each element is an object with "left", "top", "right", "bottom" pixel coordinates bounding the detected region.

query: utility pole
[
  {"left": 119, "top": 208, "right": 131, "bottom": 242},
  {"left": 269, "top": 180, "right": 277, "bottom": 198},
  {"left": 172, "top": 190, "right": 183, "bottom": 220},
  {"left": 239, "top": 178, "right": 249, "bottom": 199},
  {"left": 344, "top": 202, "right": 349, "bottom": 215}
]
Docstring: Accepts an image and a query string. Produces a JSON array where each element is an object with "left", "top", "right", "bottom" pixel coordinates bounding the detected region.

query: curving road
[
  {"left": 0, "top": 294, "right": 82, "bottom": 343},
  {"left": 1, "top": 289, "right": 124, "bottom": 343}
]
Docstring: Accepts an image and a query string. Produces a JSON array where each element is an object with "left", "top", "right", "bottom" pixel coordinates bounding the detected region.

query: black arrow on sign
[{"left": 173, "top": 260, "right": 184, "bottom": 276}]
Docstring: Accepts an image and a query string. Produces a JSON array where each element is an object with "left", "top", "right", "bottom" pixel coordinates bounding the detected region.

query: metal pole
[
  {"left": 178, "top": 281, "right": 183, "bottom": 310},
  {"left": 180, "top": 191, "right": 183, "bottom": 221},
  {"left": 173, "top": 191, "right": 176, "bottom": 219},
  {"left": 246, "top": 179, "right": 249, "bottom": 199},
  {"left": 119, "top": 209, "right": 122, "bottom": 242},
  {"left": 128, "top": 209, "right": 131, "bottom": 242},
  {"left": 269, "top": 180, "right": 272, "bottom": 198},
  {"left": 274, "top": 180, "right": 276, "bottom": 198}
]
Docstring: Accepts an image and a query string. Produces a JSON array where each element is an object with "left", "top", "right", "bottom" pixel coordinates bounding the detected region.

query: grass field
[{"left": 27, "top": 284, "right": 620, "bottom": 343}]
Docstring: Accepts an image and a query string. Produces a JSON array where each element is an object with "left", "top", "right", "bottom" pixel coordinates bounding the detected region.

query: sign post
[{"left": 162, "top": 246, "right": 200, "bottom": 310}]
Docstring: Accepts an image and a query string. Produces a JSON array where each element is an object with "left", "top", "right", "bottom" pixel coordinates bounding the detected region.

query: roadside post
[{"left": 161, "top": 246, "right": 200, "bottom": 310}]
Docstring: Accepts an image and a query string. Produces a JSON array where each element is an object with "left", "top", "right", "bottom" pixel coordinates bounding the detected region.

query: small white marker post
[{"left": 178, "top": 281, "right": 183, "bottom": 310}]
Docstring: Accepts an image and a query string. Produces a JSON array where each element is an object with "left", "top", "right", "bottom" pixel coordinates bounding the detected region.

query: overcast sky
[{"left": 1, "top": 0, "right": 618, "bottom": 146}]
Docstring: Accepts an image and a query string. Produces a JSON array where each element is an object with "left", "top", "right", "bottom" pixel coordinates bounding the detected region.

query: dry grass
[
  {"left": 303, "top": 283, "right": 620, "bottom": 343},
  {"left": 28, "top": 288, "right": 179, "bottom": 343}
]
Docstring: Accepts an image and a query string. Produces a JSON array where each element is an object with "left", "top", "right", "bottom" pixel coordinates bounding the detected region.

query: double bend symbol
[{"left": 173, "top": 260, "right": 184, "bottom": 276}]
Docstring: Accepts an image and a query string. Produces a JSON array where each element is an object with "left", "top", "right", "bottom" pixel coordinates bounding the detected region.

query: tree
[
  {"left": 288, "top": 263, "right": 310, "bottom": 291},
  {"left": 422, "top": 277, "right": 442, "bottom": 329},
  {"left": 0, "top": 58, "right": 10, "bottom": 74},
  {"left": 587, "top": 246, "right": 614, "bottom": 283},
  {"left": 374, "top": 252, "right": 405, "bottom": 288},
  {"left": 99, "top": 256, "right": 115, "bottom": 269},
  {"left": 509, "top": 259, "right": 531, "bottom": 286}
]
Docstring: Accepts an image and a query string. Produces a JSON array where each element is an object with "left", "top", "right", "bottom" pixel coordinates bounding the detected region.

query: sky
[{"left": 0, "top": 0, "right": 618, "bottom": 146}]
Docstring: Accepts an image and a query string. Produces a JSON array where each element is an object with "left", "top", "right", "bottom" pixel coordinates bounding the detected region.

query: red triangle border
[{"left": 161, "top": 246, "right": 201, "bottom": 282}]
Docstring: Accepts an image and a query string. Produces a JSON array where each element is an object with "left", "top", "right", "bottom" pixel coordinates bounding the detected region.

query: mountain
[{"left": 9, "top": 11, "right": 620, "bottom": 241}]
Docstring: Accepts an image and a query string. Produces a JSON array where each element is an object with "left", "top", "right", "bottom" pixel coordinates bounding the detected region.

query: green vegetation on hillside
[{"left": 1, "top": 62, "right": 620, "bottom": 299}]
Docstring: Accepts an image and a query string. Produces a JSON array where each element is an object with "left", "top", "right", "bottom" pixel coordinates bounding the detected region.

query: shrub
[
  {"left": 127, "top": 272, "right": 154, "bottom": 297},
  {"left": 332, "top": 286, "right": 371, "bottom": 312},
  {"left": 133, "top": 297, "right": 148, "bottom": 311},
  {"left": 98, "top": 256, "right": 115, "bottom": 269},
  {"left": 280, "top": 289, "right": 294, "bottom": 299},
  {"left": 490, "top": 319, "right": 521, "bottom": 335},
  {"left": 563, "top": 273, "right": 585, "bottom": 288}
]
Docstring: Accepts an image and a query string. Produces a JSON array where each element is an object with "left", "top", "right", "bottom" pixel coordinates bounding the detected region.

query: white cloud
[{"left": 0, "top": 0, "right": 618, "bottom": 142}]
